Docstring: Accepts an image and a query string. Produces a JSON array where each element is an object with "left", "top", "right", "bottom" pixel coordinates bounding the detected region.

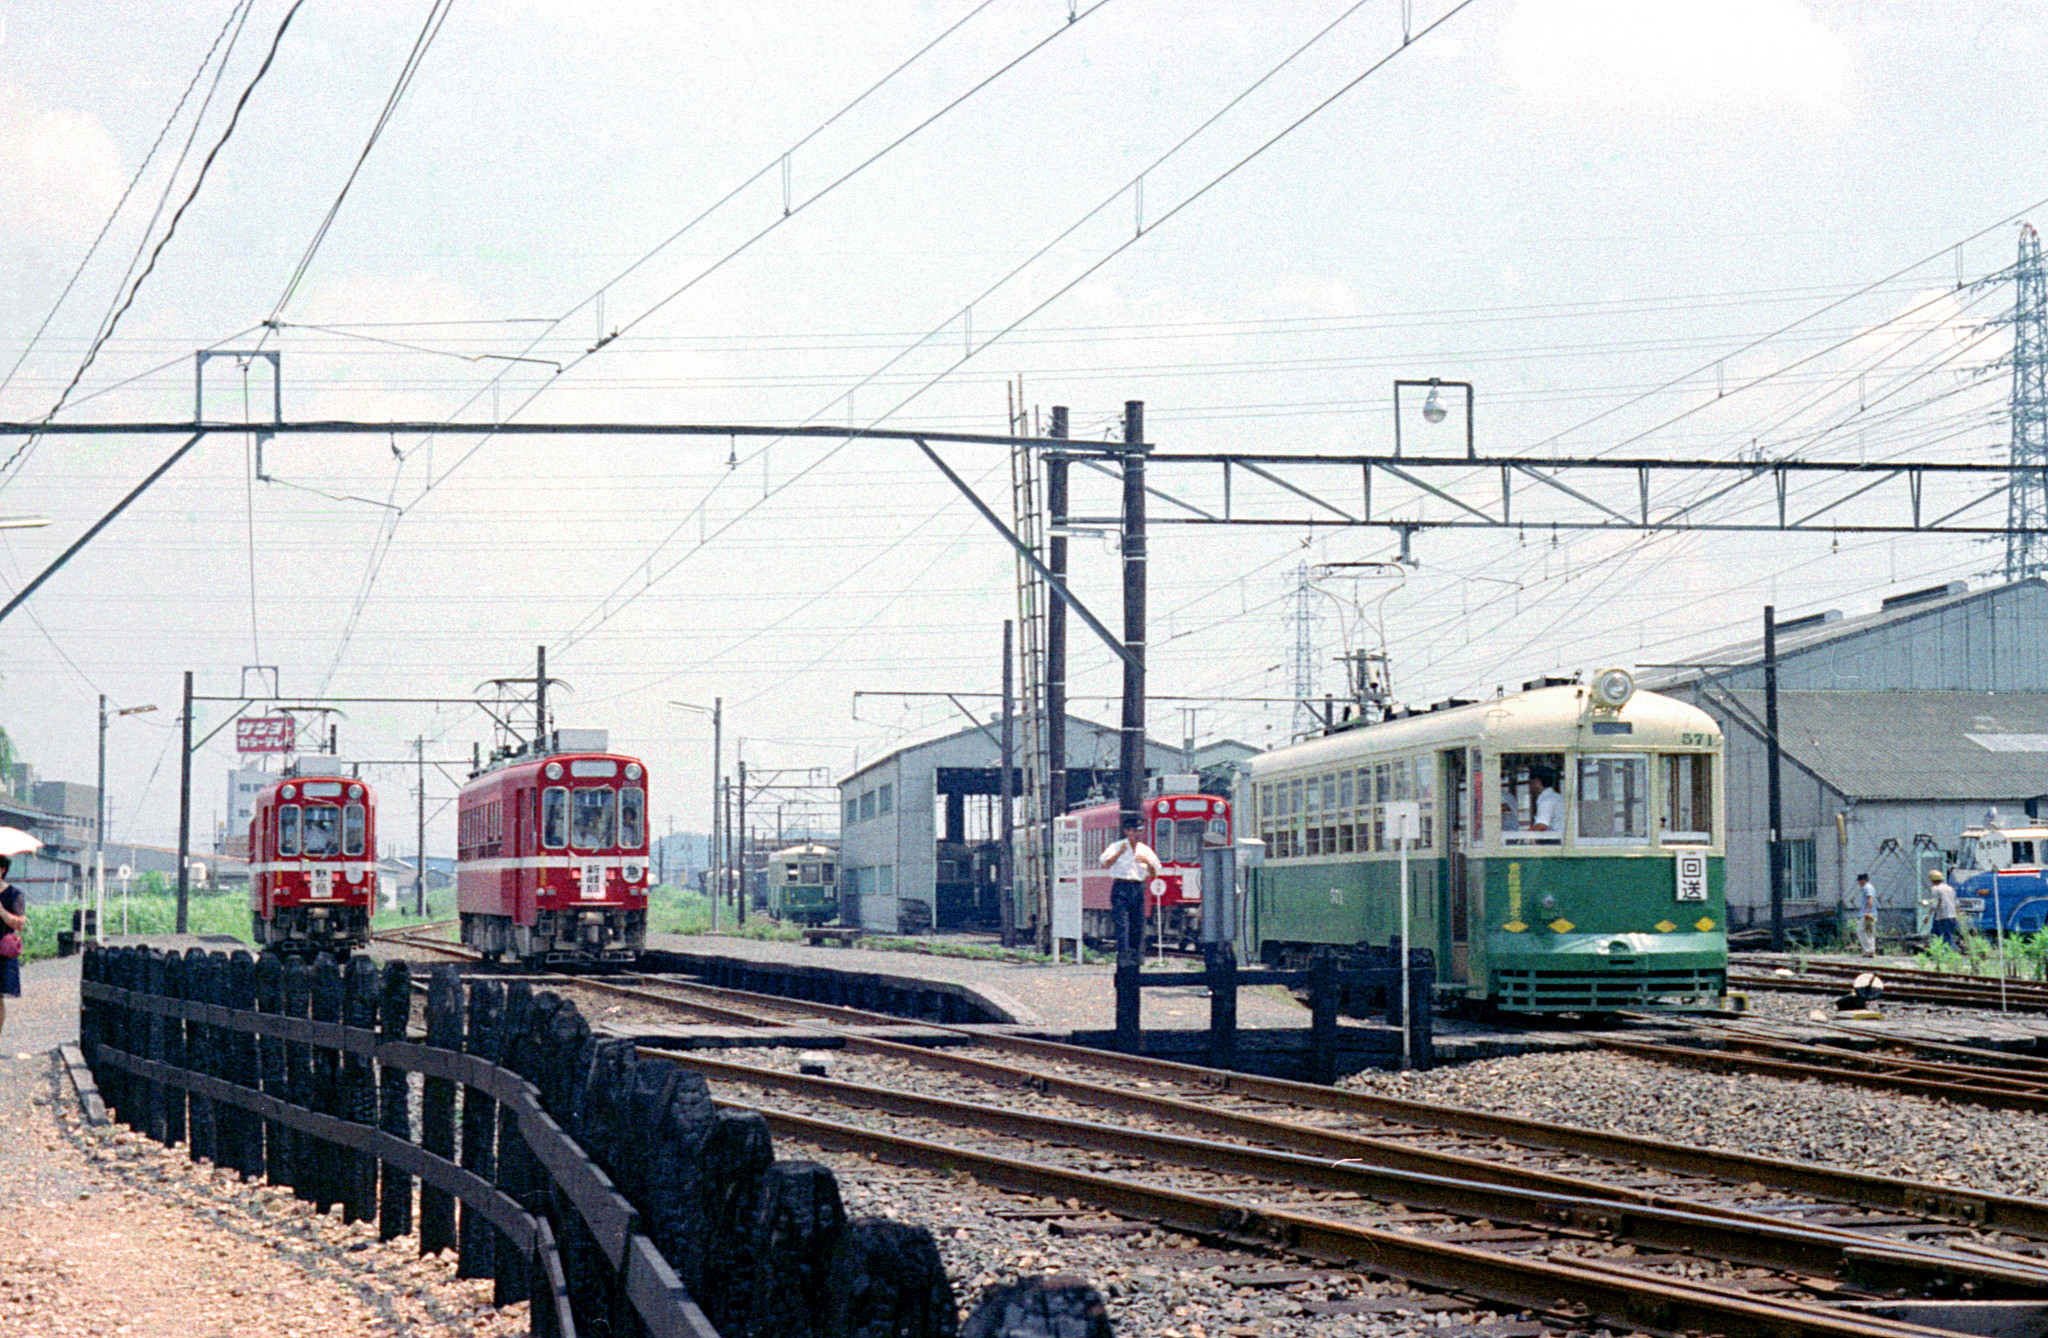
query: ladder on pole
[{"left": 1010, "top": 382, "right": 1047, "bottom": 943}]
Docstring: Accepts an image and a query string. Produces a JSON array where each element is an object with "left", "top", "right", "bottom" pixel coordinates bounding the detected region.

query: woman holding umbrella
[{"left": 0, "top": 830, "right": 36, "bottom": 1034}]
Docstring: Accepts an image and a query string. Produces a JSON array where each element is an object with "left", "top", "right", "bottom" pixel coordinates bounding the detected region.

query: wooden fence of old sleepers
[{"left": 78, "top": 945, "right": 960, "bottom": 1338}]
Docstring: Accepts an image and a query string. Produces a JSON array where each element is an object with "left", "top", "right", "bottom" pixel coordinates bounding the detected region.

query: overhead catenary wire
[{"left": 0, "top": 0, "right": 253, "bottom": 418}]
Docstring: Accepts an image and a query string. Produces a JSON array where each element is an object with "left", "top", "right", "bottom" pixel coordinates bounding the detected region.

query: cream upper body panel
[{"left": 1242, "top": 685, "right": 1721, "bottom": 783}]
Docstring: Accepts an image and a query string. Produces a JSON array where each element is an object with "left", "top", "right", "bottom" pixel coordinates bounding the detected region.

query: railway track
[
  {"left": 1601, "top": 1016, "right": 2048, "bottom": 1115},
  {"left": 1730, "top": 955, "right": 2048, "bottom": 1013},
  {"left": 523, "top": 973, "right": 2048, "bottom": 1336},
  {"left": 359, "top": 939, "right": 2048, "bottom": 1332}
]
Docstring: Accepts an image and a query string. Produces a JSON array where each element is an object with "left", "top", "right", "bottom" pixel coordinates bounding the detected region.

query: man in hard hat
[{"left": 1924, "top": 868, "right": 1961, "bottom": 951}]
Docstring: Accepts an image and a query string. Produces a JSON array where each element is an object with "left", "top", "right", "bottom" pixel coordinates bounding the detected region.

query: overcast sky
[{"left": 3, "top": 0, "right": 2044, "bottom": 855}]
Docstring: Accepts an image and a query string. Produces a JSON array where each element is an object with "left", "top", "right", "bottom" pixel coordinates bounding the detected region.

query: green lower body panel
[{"left": 1490, "top": 930, "right": 1725, "bottom": 1011}]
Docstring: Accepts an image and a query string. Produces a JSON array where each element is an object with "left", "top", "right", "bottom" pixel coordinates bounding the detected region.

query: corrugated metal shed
[
  {"left": 1645, "top": 578, "right": 2048, "bottom": 694},
  {"left": 1716, "top": 690, "right": 2048, "bottom": 801}
]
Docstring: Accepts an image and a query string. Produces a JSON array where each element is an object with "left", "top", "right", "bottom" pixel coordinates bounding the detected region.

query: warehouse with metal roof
[{"left": 1647, "top": 577, "right": 2048, "bottom": 939}]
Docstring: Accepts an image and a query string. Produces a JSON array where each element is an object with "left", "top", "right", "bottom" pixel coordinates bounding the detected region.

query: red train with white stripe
[
  {"left": 456, "top": 737, "right": 650, "bottom": 965},
  {"left": 250, "top": 772, "right": 377, "bottom": 957},
  {"left": 1057, "top": 792, "right": 1230, "bottom": 947}
]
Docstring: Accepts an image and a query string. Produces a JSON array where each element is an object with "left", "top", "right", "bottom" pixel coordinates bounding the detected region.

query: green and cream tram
[{"left": 1243, "top": 671, "right": 1726, "bottom": 1013}]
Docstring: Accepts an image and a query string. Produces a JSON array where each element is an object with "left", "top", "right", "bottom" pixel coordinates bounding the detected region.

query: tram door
[{"left": 1444, "top": 748, "right": 1470, "bottom": 978}]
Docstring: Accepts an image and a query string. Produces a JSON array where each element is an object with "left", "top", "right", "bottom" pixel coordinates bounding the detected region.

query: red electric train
[
  {"left": 1063, "top": 792, "right": 1230, "bottom": 947},
  {"left": 250, "top": 771, "right": 377, "bottom": 957},
  {"left": 456, "top": 736, "right": 650, "bottom": 965}
]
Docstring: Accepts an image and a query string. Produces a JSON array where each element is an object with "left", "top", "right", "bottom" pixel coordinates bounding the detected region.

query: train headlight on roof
[
  {"left": 545, "top": 762, "right": 562, "bottom": 779},
  {"left": 625, "top": 763, "right": 642, "bottom": 781},
  {"left": 1591, "top": 667, "right": 1635, "bottom": 712}
]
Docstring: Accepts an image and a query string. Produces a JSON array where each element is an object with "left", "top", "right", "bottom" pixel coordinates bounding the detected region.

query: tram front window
[
  {"left": 278, "top": 804, "right": 300, "bottom": 857},
  {"left": 619, "top": 785, "right": 645, "bottom": 848},
  {"left": 572, "top": 787, "right": 617, "bottom": 849},
  {"left": 342, "top": 802, "right": 366, "bottom": 857},
  {"left": 1577, "top": 754, "right": 1648, "bottom": 845},
  {"left": 1501, "top": 752, "right": 1565, "bottom": 843},
  {"left": 541, "top": 787, "right": 569, "bottom": 848},
  {"left": 301, "top": 805, "right": 341, "bottom": 856},
  {"left": 1661, "top": 754, "right": 1713, "bottom": 845}
]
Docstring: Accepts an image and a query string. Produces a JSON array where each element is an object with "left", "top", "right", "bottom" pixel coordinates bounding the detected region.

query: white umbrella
[{"left": 0, "top": 828, "right": 42, "bottom": 858}]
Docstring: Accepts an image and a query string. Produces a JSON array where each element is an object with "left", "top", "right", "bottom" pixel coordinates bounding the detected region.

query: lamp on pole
[
  {"left": 97, "top": 698, "right": 157, "bottom": 945},
  {"left": 671, "top": 699, "right": 722, "bottom": 930},
  {"left": 1392, "top": 377, "right": 1475, "bottom": 459}
]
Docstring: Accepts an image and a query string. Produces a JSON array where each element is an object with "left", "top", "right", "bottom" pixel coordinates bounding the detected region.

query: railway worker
[
  {"left": 1099, "top": 816, "right": 1162, "bottom": 964},
  {"left": 1527, "top": 767, "right": 1562, "bottom": 842},
  {"left": 1924, "top": 869, "right": 1961, "bottom": 951},
  {"left": 1852, "top": 873, "right": 1878, "bottom": 955}
]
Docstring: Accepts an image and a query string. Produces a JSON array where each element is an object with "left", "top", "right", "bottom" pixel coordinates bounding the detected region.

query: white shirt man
[
  {"left": 1529, "top": 771, "right": 1562, "bottom": 842},
  {"left": 1100, "top": 819, "right": 1162, "bottom": 961}
]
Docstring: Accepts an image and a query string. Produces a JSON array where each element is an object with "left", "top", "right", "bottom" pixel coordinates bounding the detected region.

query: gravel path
[{"left": 5, "top": 956, "right": 520, "bottom": 1338}]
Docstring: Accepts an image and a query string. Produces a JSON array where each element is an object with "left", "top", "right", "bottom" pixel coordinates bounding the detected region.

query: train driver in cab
[{"left": 1527, "top": 767, "right": 1562, "bottom": 842}]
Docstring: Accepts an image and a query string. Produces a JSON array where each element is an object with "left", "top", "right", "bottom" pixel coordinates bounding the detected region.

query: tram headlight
[
  {"left": 625, "top": 763, "right": 642, "bottom": 780},
  {"left": 1591, "top": 667, "right": 1635, "bottom": 711},
  {"left": 545, "top": 762, "right": 562, "bottom": 779}
]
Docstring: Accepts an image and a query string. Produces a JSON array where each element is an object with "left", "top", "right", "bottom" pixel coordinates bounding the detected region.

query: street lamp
[
  {"left": 1392, "top": 377, "right": 1474, "bottom": 459},
  {"left": 670, "top": 699, "right": 722, "bottom": 929},
  {"left": 97, "top": 698, "right": 157, "bottom": 944}
]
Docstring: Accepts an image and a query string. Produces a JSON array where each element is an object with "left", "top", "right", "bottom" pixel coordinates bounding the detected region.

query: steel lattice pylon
[{"left": 2008, "top": 224, "right": 2048, "bottom": 579}]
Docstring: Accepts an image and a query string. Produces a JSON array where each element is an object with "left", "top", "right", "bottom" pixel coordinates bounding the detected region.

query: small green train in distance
[
  {"left": 1242, "top": 670, "right": 1727, "bottom": 1014},
  {"left": 768, "top": 842, "right": 840, "bottom": 926}
]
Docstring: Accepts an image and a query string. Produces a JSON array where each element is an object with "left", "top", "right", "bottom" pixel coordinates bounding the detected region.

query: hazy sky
[{"left": 2, "top": 0, "right": 2044, "bottom": 854}]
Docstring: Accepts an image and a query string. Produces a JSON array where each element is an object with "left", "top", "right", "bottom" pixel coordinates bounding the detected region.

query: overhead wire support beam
[{"left": 911, "top": 435, "right": 1139, "bottom": 670}]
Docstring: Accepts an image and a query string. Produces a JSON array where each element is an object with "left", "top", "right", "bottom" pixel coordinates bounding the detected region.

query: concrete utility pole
[
  {"left": 415, "top": 735, "right": 427, "bottom": 917},
  {"left": 1118, "top": 401, "right": 1148, "bottom": 824},
  {"left": 1043, "top": 406, "right": 1069, "bottom": 954},
  {"left": 1000, "top": 620, "right": 1016, "bottom": 948},
  {"left": 736, "top": 758, "right": 749, "bottom": 926},
  {"left": 177, "top": 670, "right": 193, "bottom": 933},
  {"left": 1764, "top": 607, "right": 1785, "bottom": 952}
]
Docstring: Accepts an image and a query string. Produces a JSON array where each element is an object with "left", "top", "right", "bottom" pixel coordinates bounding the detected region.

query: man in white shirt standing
[
  {"left": 1100, "top": 816, "right": 1163, "bottom": 963},
  {"left": 1528, "top": 767, "right": 1562, "bottom": 843}
]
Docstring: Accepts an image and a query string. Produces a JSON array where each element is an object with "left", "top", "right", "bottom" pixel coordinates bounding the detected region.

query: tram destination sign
[{"left": 236, "top": 715, "right": 296, "bottom": 754}]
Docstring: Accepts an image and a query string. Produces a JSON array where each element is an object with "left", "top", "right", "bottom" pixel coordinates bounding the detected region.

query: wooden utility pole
[
  {"left": 1043, "top": 406, "right": 1068, "bottom": 953},
  {"left": 1764, "top": 606, "right": 1785, "bottom": 951}
]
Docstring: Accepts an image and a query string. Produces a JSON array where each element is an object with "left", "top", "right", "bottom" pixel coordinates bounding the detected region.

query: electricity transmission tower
[
  {"left": 2008, "top": 223, "right": 2048, "bottom": 580},
  {"left": 1288, "top": 564, "right": 1320, "bottom": 738}
]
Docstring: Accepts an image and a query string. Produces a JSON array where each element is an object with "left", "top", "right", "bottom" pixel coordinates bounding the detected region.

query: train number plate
[
  {"left": 308, "top": 869, "right": 334, "bottom": 900},
  {"left": 1674, "top": 851, "right": 1708, "bottom": 902},
  {"left": 579, "top": 863, "right": 607, "bottom": 899}
]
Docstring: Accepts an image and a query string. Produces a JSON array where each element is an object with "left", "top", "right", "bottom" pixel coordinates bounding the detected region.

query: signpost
[
  {"left": 235, "top": 715, "right": 296, "bottom": 754},
  {"left": 1982, "top": 821, "right": 2012, "bottom": 1011},
  {"left": 1386, "top": 799, "right": 1421, "bottom": 1070}
]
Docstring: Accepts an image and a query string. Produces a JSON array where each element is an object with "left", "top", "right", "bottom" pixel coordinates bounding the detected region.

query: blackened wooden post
[
  {"left": 378, "top": 959, "right": 413, "bottom": 1240},
  {"left": 1204, "top": 941, "right": 1237, "bottom": 1072},
  {"left": 341, "top": 955, "right": 379, "bottom": 1223},
  {"left": 143, "top": 950, "right": 169, "bottom": 1146},
  {"left": 419, "top": 964, "right": 462, "bottom": 1256},
  {"left": 743, "top": 1160, "right": 846, "bottom": 1335},
  {"left": 698, "top": 1109, "right": 775, "bottom": 1334},
  {"left": 256, "top": 953, "right": 288, "bottom": 1186},
  {"left": 282, "top": 956, "right": 314, "bottom": 1200},
  {"left": 310, "top": 954, "right": 344, "bottom": 1214},
  {"left": 227, "top": 951, "right": 260, "bottom": 1177},
  {"left": 1407, "top": 946, "right": 1435, "bottom": 1071},
  {"left": 818, "top": 1218, "right": 959, "bottom": 1337},
  {"left": 1309, "top": 946, "right": 1339, "bottom": 1086},
  {"left": 111, "top": 948, "right": 139, "bottom": 1123},
  {"left": 458, "top": 979, "right": 503, "bottom": 1279},
  {"left": 160, "top": 951, "right": 186, "bottom": 1148},
  {"left": 491, "top": 981, "right": 535, "bottom": 1305},
  {"left": 1113, "top": 960, "right": 1140, "bottom": 1055},
  {"left": 1385, "top": 933, "right": 1404, "bottom": 1027},
  {"left": 189, "top": 951, "right": 222, "bottom": 1165}
]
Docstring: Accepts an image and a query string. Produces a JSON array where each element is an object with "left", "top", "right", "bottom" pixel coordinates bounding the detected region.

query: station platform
[{"left": 639, "top": 931, "right": 1611, "bottom": 1069}]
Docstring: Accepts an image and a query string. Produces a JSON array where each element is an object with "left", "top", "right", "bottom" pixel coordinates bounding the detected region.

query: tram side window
[
  {"left": 1577, "top": 754, "right": 1649, "bottom": 845},
  {"left": 1415, "top": 757, "right": 1436, "bottom": 848},
  {"left": 1501, "top": 752, "right": 1566, "bottom": 843},
  {"left": 541, "top": 787, "right": 569, "bottom": 848},
  {"left": 1661, "top": 754, "right": 1713, "bottom": 845},
  {"left": 1302, "top": 775, "right": 1322, "bottom": 856},
  {"left": 572, "top": 787, "right": 617, "bottom": 849},
  {"left": 302, "top": 805, "right": 341, "bottom": 857},
  {"left": 1372, "top": 763, "right": 1390, "bottom": 852},
  {"left": 620, "top": 785, "right": 645, "bottom": 848},
  {"left": 342, "top": 803, "right": 366, "bottom": 857},
  {"left": 278, "top": 804, "right": 300, "bottom": 857}
]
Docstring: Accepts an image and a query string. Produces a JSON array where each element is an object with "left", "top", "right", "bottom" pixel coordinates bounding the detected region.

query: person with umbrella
[{"left": 0, "top": 828, "right": 38, "bottom": 1034}]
